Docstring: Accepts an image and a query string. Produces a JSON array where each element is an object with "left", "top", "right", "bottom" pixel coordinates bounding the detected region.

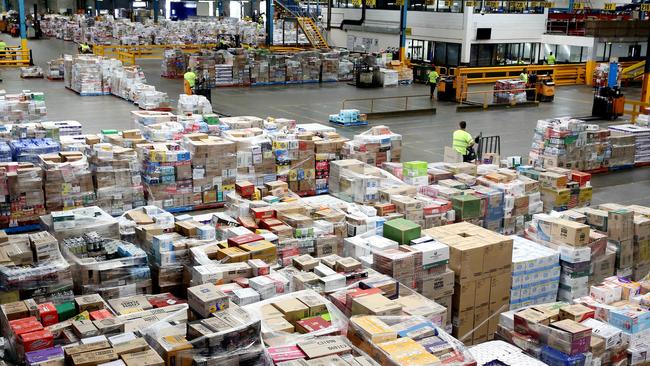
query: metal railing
[
  {"left": 0, "top": 47, "right": 31, "bottom": 66},
  {"left": 623, "top": 100, "right": 650, "bottom": 124},
  {"left": 342, "top": 94, "right": 434, "bottom": 114}
]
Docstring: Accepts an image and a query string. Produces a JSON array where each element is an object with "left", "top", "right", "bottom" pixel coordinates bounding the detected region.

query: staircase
[
  {"left": 297, "top": 16, "right": 328, "bottom": 49},
  {"left": 274, "top": 0, "right": 329, "bottom": 49}
]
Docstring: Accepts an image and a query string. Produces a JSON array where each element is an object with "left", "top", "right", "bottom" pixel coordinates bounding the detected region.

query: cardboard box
[
  {"left": 296, "top": 295, "right": 328, "bottom": 317},
  {"left": 559, "top": 304, "right": 595, "bottom": 323},
  {"left": 350, "top": 316, "right": 397, "bottom": 343},
  {"left": 296, "top": 336, "right": 351, "bottom": 359},
  {"left": 108, "top": 296, "right": 152, "bottom": 315},
  {"left": 72, "top": 320, "right": 99, "bottom": 338},
  {"left": 551, "top": 219, "right": 590, "bottom": 246},
  {"left": 64, "top": 341, "right": 112, "bottom": 359},
  {"left": 187, "top": 284, "right": 229, "bottom": 317},
  {"left": 75, "top": 295, "right": 105, "bottom": 313},
  {"left": 271, "top": 298, "right": 309, "bottom": 324},
  {"left": 420, "top": 268, "right": 455, "bottom": 299},
  {"left": 351, "top": 294, "right": 402, "bottom": 316},
  {"left": 112, "top": 338, "right": 149, "bottom": 356},
  {"left": 383, "top": 219, "right": 421, "bottom": 245},
  {"left": 38, "top": 303, "right": 59, "bottom": 326},
  {"left": 120, "top": 349, "right": 164, "bottom": 366},
  {"left": 608, "top": 209, "right": 634, "bottom": 242},
  {"left": 153, "top": 336, "right": 193, "bottom": 366},
  {"left": 71, "top": 349, "right": 118, "bottom": 366}
]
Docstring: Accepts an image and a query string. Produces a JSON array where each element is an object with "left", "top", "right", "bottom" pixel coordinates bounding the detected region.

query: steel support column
[
  {"left": 399, "top": 0, "right": 409, "bottom": 62},
  {"left": 18, "top": 0, "right": 27, "bottom": 49},
  {"left": 266, "top": 0, "right": 274, "bottom": 45}
]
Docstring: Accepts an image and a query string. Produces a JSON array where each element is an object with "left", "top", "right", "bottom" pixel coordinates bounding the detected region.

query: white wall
[
  {"left": 541, "top": 34, "right": 596, "bottom": 48},
  {"left": 324, "top": 6, "right": 547, "bottom": 63},
  {"left": 327, "top": 28, "right": 398, "bottom": 52},
  {"left": 467, "top": 11, "right": 547, "bottom": 44}
]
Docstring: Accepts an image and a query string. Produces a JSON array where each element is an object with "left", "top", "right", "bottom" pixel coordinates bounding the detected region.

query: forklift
[
  {"left": 526, "top": 73, "right": 555, "bottom": 102},
  {"left": 591, "top": 62, "right": 625, "bottom": 120}
]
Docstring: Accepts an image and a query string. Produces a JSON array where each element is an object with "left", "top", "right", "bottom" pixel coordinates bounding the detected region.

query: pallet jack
[
  {"left": 526, "top": 74, "right": 555, "bottom": 102},
  {"left": 574, "top": 61, "right": 625, "bottom": 121}
]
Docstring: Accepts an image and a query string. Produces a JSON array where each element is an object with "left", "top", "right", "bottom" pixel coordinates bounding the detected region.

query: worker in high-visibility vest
[
  {"left": 427, "top": 67, "right": 440, "bottom": 100},
  {"left": 547, "top": 52, "right": 556, "bottom": 65},
  {"left": 520, "top": 68, "right": 529, "bottom": 83},
  {"left": 184, "top": 70, "right": 197, "bottom": 95},
  {"left": 0, "top": 41, "right": 7, "bottom": 59},
  {"left": 452, "top": 121, "right": 477, "bottom": 162},
  {"left": 79, "top": 43, "right": 92, "bottom": 54}
]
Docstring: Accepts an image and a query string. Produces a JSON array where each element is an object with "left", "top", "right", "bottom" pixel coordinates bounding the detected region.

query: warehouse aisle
[{"left": 2, "top": 36, "right": 648, "bottom": 205}]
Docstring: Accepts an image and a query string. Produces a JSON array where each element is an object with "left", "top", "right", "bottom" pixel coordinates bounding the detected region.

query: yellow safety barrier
[
  {"left": 454, "top": 62, "right": 638, "bottom": 86},
  {"left": 94, "top": 44, "right": 217, "bottom": 63},
  {"left": 0, "top": 47, "right": 31, "bottom": 67},
  {"left": 623, "top": 99, "right": 650, "bottom": 124},
  {"left": 454, "top": 64, "right": 585, "bottom": 86}
]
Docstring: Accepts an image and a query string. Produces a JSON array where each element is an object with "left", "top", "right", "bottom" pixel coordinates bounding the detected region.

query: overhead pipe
[{"left": 339, "top": 0, "right": 365, "bottom": 29}]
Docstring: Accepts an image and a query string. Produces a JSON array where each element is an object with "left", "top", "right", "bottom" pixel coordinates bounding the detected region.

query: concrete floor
[{"left": 2, "top": 36, "right": 650, "bottom": 206}]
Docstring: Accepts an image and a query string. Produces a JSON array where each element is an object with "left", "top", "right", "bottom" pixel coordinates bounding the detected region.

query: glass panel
[
  {"left": 447, "top": 43, "right": 460, "bottom": 65},
  {"left": 434, "top": 42, "right": 447, "bottom": 65}
]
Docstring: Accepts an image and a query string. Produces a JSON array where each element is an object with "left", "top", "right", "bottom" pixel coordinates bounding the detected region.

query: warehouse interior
[{"left": 0, "top": 0, "right": 649, "bottom": 365}]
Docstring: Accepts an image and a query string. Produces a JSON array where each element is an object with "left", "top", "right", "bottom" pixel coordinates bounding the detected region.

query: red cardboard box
[
  {"left": 10, "top": 317, "right": 43, "bottom": 336},
  {"left": 228, "top": 233, "right": 264, "bottom": 247},
  {"left": 345, "top": 288, "right": 384, "bottom": 307},
  {"left": 250, "top": 207, "right": 275, "bottom": 220},
  {"left": 259, "top": 218, "right": 284, "bottom": 230},
  {"left": 147, "top": 293, "right": 186, "bottom": 308},
  {"left": 19, "top": 329, "right": 54, "bottom": 352},
  {"left": 236, "top": 181, "right": 255, "bottom": 197},
  {"left": 37, "top": 303, "right": 58, "bottom": 326},
  {"left": 296, "top": 317, "right": 331, "bottom": 334},
  {"left": 267, "top": 345, "right": 306, "bottom": 363},
  {"left": 571, "top": 171, "right": 591, "bottom": 187},
  {"left": 89, "top": 309, "right": 113, "bottom": 320}
]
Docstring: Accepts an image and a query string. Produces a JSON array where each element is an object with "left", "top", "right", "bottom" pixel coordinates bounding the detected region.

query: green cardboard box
[
  {"left": 452, "top": 194, "right": 481, "bottom": 220},
  {"left": 383, "top": 218, "right": 421, "bottom": 245},
  {"left": 56, "top": 301, "right": 76, "bottom": 321}
]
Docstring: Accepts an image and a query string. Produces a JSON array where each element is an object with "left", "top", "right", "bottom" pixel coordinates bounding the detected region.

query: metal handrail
[{"left": 342, "top": 94, "right": 431, "bottom": 113}]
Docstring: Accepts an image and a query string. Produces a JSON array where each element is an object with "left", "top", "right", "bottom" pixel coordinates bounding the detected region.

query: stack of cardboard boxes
[
  {"left": 424, "top": 222, "right": 513, "bottom": 345},
  {"left": 90, "top": 143, "right": 145, "bottom": 216},
  {"left": 509, "top": 235, "right": 560, "bottom": 310},
  {"left": 529, "top": 117, "right": 612, "bottom": 172},
  {"left": 0, "top": 231, "right": 73, "bottom": 305},
  {"left": 271, "top": 133, "right": 316, "bottom": 196},
  {"left": 526, "top": 214, "right": 595, "bottom": 301},
  {"left": 182, "top": 134, "right": 237, "bottom": 206},
  {"left": 39, "top": 151, "right": 96, "bottom": 212},
  {"left": 0, "top": 163, "right": 46, "bottom": 228},
  {"left": 608, "top": 132, "right": 636, "bottom": 168},
  {"left": 313, "top": 132, "right": 349, "bottom": 194},
  {"left": 223, "top": 129, "right": 276, "bottom": 188},
  {"left": 342, "top": 126, "right": 402, "bottom": 168},
  {"left": 138, "top": 142, "right": 193, "bottom": 210}
]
